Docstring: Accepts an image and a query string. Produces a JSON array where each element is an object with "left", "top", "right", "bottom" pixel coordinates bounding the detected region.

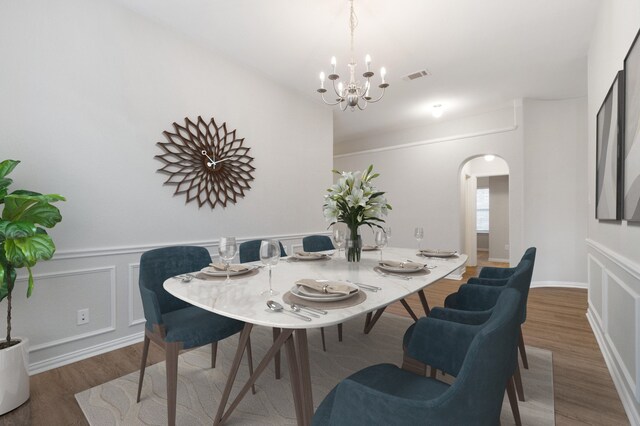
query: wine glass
[
  {"left": 218, "top": 237, "right": 237, "bottom": 283},
  {"left": 414, "top": 227, "right": 424, "bottom": 251},
  {"left": 374, "top": 230, "right": 388, "bottom": 260},
  {"left": 260, "top": 239, "right": 280, "bottom": 296},
  {"left": 333, "top": 228, "right": 346, "bottom": 256},
  {"left": 385, "top": 227, "right": 392, "bottom": 245}
]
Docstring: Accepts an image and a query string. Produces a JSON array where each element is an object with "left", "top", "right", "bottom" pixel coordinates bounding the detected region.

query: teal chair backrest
[
  {"left": 239, "top": 239, "right": 287, "bottom": 263},
  {"left": 302, "top": 235, "right": 334, "bottom": 252},
  {"left": 138, "top": 246, "right": 211, "bottom": 331}
]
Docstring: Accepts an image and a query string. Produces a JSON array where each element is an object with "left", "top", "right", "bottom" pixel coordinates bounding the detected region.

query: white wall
[
  {"left": 335, "top": 98, "right": 588, "bottom": 285},
  {"left": 0, "top": 0, "right": 333, "bottom": 371},
  {"left": 522, "top": 98, "right": 588, "bottom": 283},
  {"left": 489, "top": 175, "right": 510, "bottom": 261},
  {"left": 586, "top": 1, "right": 640, "bottom": 423}
]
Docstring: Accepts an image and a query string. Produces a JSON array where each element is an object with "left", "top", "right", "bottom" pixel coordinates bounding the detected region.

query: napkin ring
[{"left": 322, "top": 284, "right": 329, "bottom": 293}]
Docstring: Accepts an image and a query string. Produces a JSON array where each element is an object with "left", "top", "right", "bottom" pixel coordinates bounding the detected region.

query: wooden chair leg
[
  {"left": 246, "top": 335, "right": 256, "bottom": 395},
  {"left": 211, "top": 341, "right": 218, "bottom": 368},
  {"left": 320, "top": 327, "right": 327, "bottom": 352},
  {"left": 273, "top": 328, "right": 281, "bottom": 380},
  {"left": 136, "top": 334, "right": 150, "bottom": 403},
  {"left": 166, "top": 342, "right": 181, "bottom": 426},
  {"left": 337, "top": 323, "right": 343, "bottom": 342},
  {"left": 514, "top": 364, "right": 525, "bottom": 401},
  {"left": 506, "top": 376, "right": 522, "bottom": 426},
  {"left": 518, "top": 326, "right": 529, "bottom": 369}
]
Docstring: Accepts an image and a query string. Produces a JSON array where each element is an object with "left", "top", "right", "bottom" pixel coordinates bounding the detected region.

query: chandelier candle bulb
[
  {"left": 331, "top": 56, "right": 337, "bottom": 72},
  {"left": 320, "top": 72, "right": 325, "bottom": 89},
  {"left": 365, "top": 54, "right": 371, "bottom": 71},
  {"left": 380, "top": 67, "right": 386, "bottom": 84}
]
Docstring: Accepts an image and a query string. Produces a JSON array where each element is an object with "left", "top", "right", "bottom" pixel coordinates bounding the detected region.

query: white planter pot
[{"left": 0, "top": 337, "right": 30, "bottom": 415}]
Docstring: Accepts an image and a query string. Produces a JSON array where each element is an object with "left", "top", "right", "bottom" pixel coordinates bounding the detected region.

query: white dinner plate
[
  {"left": 200, "top": 265, "right": 256, "bottom": 277},
  {"left": 419, "top": 249, "right": 457, "bottom": 258},
  {"left": 293, "top": 252, "right": 331, "bottom": 260},
  {"left": 378, "top": 261, "right": 424, "bottom": 273},
  {"left": 291, "top": 285, "right": 358, "bottom": 302}
]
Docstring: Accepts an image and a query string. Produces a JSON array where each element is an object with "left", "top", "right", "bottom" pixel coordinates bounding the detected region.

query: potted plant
[
  {"left": 0, "top": 159, "right": 65, "bottom": 414},
  {"left": 323, "top": 164, "right": 391, "bottom": 262}
]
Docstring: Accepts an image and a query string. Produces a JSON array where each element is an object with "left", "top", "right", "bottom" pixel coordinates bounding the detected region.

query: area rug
[{"left": 76, "top": 315, "right": 554, "bottom": 425}]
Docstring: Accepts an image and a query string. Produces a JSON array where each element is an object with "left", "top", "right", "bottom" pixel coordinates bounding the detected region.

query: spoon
[
  {"left": 174, "top": 274, "right": 194, "bottom": 283},
  {"left": 266, "top": 300, "right": 312, "bottom": 321},
  {"left": 289, "top": 304, "right": 320, "bottom": 317}
]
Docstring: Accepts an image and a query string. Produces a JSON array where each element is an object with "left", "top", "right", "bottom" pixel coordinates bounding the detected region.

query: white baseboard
[
  {"left": 488, "top": 257, "right": 509, "bottom": 263},
  {"left": 477, "top": 248, "right": 489, "bottom": 252},
  {"left": 530, "top": 281, "right": 588, "bottom": 289},
  {"left": 587, "top": 309, "right": 640, "bottom": 425},
  {"left": 29, "top": 332, "right": 144, "bottom": 375}
]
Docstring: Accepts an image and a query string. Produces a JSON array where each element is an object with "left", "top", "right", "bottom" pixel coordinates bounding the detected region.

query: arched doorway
[{"left": 459, "top": 155, "right": 510, "bottom": 267}]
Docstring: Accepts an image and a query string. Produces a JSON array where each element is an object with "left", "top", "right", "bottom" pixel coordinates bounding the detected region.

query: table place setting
[
  {"left": 195, "top": 262, "right": 260, "bottom": 281},
  {"left": 282, "top": 278, "right": 368, "bottom": 309},
  {"left": 417, "top": 248, "right": 458, "bottom": 258},
  {"left": 289, "top": 251, "right": 333, "bottom": 261}
]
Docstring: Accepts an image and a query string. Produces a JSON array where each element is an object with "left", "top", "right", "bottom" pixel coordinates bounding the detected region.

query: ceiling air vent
[{"left": 402, "top": 69, "right": 431, "bottom": 81}]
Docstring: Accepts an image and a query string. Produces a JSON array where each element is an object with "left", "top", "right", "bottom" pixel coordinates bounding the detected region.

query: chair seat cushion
[
  {"left": 162, "top": 306, "right": 245, "bottom": 349},
  {"left": 312, "top": 363, "right": 450, "bottom": 425}
]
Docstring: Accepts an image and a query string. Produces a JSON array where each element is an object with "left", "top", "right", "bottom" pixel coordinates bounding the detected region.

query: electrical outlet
[{"left": 77, "top": 308, "right": 89, "bottom": 325}]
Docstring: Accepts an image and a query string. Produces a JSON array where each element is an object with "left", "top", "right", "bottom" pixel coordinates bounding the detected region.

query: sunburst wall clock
[{"left": 155, "top": 116, "right": 255, "bottom": 208}]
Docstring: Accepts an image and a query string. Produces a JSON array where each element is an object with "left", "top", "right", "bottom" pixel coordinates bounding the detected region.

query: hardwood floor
[{"left": 0, "top": 257, "right": 630, "bottom": 425}]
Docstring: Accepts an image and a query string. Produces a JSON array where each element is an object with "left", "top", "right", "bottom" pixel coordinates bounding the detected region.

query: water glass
[
  {"left": 414, "top": 227, "right": 424, "bottom": 251},
  {"left": 218, "top": 237, "right": 237, "bottom": 283},
  {"left": 374, "top": 230, "right": 388, "bottom": 260},
  {"left": 260, "top": 239, "right": 280, "bottom": 296},
  {"left": 333, "top": 228, "right": 346, "bottom": 256}
]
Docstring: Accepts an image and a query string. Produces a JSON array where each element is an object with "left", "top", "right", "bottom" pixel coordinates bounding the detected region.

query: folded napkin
[
  {"left": 295, "top": 251, "right": 327, "bottom": 258},
  {"left": 295, "top": 279, "right": 356, "bottom": 295},
  {"left": 209, "top": 263, "right": 249, "bottom": 272},
  {"left": 379, "top": 260, "right": 423, "bottom": 269}
]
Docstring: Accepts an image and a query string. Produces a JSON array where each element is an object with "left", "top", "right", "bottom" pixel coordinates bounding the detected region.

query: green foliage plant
[{"left": 0, "top": 160, "right": 65, "bottom": 349}]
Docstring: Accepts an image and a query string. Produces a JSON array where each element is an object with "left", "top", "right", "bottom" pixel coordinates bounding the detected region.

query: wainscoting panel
[
  {"left": 587, "top": 239, "right": 640, "bottom": 424},
  {"left": 588, "top": 255, "right": 604, "bottom": 316},
  {"left": 5, "top": 267, "right": 116, "bottom": 353}
]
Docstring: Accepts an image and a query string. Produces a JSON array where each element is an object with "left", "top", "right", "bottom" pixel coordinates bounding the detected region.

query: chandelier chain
[{"left": 349, "top": 0, "right": 358, "bottom": 64}]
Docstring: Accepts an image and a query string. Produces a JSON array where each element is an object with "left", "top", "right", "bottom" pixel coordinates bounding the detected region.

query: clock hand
[
  {"left": 201, "top": 150, "right": 217, "bottom": 168},
  {"left": 215, "top": 158, "right": 232, "bottom": 163}
]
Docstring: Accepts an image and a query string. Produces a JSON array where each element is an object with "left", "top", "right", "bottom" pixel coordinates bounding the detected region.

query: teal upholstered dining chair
[
  {"left": 301, "top": 235, "right": 343, "bottom": 351},
  {"left": 312, "top": 288, "right": 524, "bottom": 426},
  {"left": 136, "top": 246, "right": 255, "bottom": 426}
]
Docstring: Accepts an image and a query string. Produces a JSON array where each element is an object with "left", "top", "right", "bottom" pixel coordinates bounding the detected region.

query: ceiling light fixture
[
  {"left": 317, "top": 0, "right": 388, "bottom": 111},
  {"left": 484, "top": 154, "right": 496, "bottom": 162},
  {"left": 432, "top": 104, "right": 443, "bottom": 118}
]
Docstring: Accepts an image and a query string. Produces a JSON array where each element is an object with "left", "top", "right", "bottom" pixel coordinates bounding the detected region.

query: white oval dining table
[{"left": 164, "top": 247, "right": 467, "bottom": 426}]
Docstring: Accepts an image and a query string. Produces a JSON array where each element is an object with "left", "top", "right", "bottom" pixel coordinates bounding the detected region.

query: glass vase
[{"left": 345, "top": 227, "right": 362, "bottom": 262}]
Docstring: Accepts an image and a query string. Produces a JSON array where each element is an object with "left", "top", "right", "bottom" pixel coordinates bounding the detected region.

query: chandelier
[{"left": 317, "top": 0, "right": 389, "bottom": 111}]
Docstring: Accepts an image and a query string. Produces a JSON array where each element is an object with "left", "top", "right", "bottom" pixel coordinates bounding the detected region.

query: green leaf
[
  {"left": 3, "top": 194, "right": 65, "bottom": 227},
  {"left": 0, "top": 160, "right": 19, "bottom": 179},
  {"left": 3, "top": 222, "right": 37, "bottom": 239},
  {"left": 0, "top": 266, "right": 16, "bottom": 303},
  {"left": 4, "top": 233, "right": 56, "bottom": 268}
]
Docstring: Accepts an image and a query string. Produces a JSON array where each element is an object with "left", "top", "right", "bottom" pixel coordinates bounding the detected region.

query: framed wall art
[
  {"left": 624, "top": 28, "right": 640, "bottom": 221},
  {"left": 596, "top": 70, "right": 624, "bottom": 221}
]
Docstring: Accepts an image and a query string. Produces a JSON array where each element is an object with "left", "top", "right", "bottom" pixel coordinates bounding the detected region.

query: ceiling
[{"left": 113, "top": 0, "right": 601, "bottom": 144}]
